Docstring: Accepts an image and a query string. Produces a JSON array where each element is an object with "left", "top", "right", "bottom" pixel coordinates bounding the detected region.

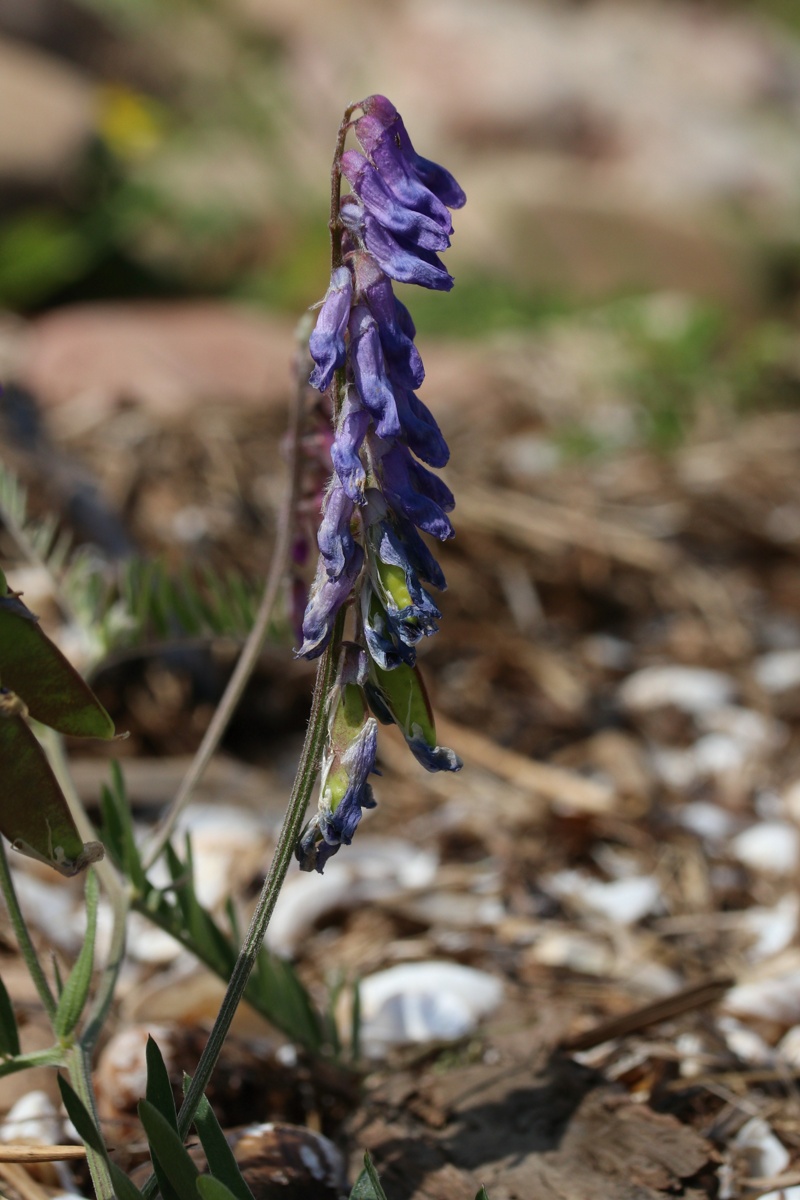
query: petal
[
  {"left": 353, "top": 255, "right": 425, "bottom": 389},
  {"left": 355, "top": 113, "right": 455, "bottom": 230},
  {"left": 394, "top": 388, "right": 450, "bottom": 468},
  {"left": 308, "top": 266, "right": 353, "bottom": 391},
  {"left": 342, "top": 150, "right": 451, "bottom": 252}
]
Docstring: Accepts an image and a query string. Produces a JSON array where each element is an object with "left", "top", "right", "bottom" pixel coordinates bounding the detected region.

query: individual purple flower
[
  {"left": 378, "top": 443, "right": 455, "bottom": 541},
  {"left": 393, "top": 388, "right": 450, "bottom": 468},
  {"left": 298, "top": 541, "right": 363, "bottom": 660},
  {"left": 365, "top": 511, "right": 441, "bottom": 649},
  {"left": 330, "top": 387, "right": 370, "bottom": 503},
  {"left": 317, "top": 482, "right": 356, "bottom": 577},
  {"left": 355, "top": 95, "right": 466, "bottom": 216},
  {"left": 365, "top": 658, "right": 462, "bottom": 775},
  {"left": 348, "top": 304, "right": 401, "bottom": 438},
  {"left": 341, "top": 150, "right": 451, "bottom": 252},
  {"left": 360, "top": 581, "right": 416, "bottom": 671},
  {"left": 309, "top": 266, "right": 353, "bottom": 391},
  {"left": 352, "top": 253, "right": 425, "bottom": 389},
  {"left": 362, "top": 210, "right": 454, "bottom": 292}
]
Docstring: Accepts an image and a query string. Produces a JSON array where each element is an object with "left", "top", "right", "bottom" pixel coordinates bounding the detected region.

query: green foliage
[
  {"left": 58, "top": 1075, "right": 147, "bottom": 1200},
  {"left": 0, "top": 213, "right": 97, "bottom": 309},
  {"left": 0, "top": 974, "right": 20, "bottom": 1058},
  {"left": 54, "top": 871, "right": 99, "bottom": 1038}
]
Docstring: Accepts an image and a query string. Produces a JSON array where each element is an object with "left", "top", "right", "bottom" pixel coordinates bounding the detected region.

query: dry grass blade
[
  {"left": 435, "top": 715, "right": 616, "bottom": 814},
  {"left": 453, "top": 480, "right": 678, "bottom": 572},
  {"left": 0, "top": 1161, "right": 53, "bottom": 1200},
  {"left": 561, "top": 976, "right": 734, "bottom": 1052}
]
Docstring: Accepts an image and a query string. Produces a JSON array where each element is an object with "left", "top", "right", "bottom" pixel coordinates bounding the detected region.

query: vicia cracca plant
[{"left": 295, "top": 95, "right": 465, "bottom": 872}]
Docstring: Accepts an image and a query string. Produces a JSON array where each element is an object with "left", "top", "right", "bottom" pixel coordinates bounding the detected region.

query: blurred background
[{"left": 5, "top": 3, "right": 800, "bottom": 1196}]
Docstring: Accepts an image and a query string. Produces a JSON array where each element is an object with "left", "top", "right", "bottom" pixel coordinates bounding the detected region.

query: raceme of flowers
[{"left": 295, "top": 95, "right": 464, "bottom": 873}]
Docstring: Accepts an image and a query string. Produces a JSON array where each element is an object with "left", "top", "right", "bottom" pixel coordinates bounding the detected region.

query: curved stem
[{"left": 141, "top": 321, "right": 310, "bottom": 872}]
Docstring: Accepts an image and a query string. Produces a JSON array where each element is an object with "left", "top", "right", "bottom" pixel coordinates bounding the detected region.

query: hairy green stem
[
  {"left": 0, "top": 839, "right": 56, "bottom": 1021},
  {"left": 64, "top": 1043, "right": 115, "bottom": 1200},
  {"left": 81, "top": 882, "right": 130, "bottom": 1054}
]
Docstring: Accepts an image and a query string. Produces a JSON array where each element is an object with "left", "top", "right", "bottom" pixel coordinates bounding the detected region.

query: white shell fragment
[
  {"left": 618, "top": 665, "right": 735, "bottom": 715},
  {"left": 754, "top": 649, "right": 800, "bottom": 693},
  {"left": 0, "top": 1091, "right": 62, "bottom": 1145},
  {"left": 731, "top": 822, "right": 800, "bottom": 876},
  {"left": 543, "top": 869, "right": 661, "bottom": 925},
  {"left": 732, "top": 1116, "right": 789, "bottom": 1179},
  {"left": 724, "top": 967, "right": 800, "bottom": 1025},
  {"left": 355, "top": 961, "right": 503, "bottom": 1057}
]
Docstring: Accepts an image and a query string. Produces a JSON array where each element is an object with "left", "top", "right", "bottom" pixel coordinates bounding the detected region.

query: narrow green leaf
[
  {"left": 0, "top": 973, "right": 20, "bottom": 1056},
  {"left": 109, "top": 1161, "right": 148, "bottom": 1200},
  {"left": 0, "top": 708, "right": 103, "bottom": 876},
  {"left": 146, "top": 1035, "right": 178, "bottom": 1130},
  {"left": 57, "top": 1075, "right": 106, "bottom": 1156},
  {"left": 54, "top": 870, "right": 98, "bottom": 1037},
  {"left": 184, "top": 1078, "right": 254, "bottom": 1200},
  {"left": 138, "top": 1099, "right": 200, "bottom": 1200},
  {"left": 475, "top": 1188, "right": 491, "bottom": 1200},
  {"left": 351, "top": 978, "right": 362, "bottom": 1063},
  {"left": 349, "top": 1152, "right": 389, "bottom": 1200},
  {"left": 196, "top": 1178, "right": 243, "bottom": 1200},
  {"left": 0, "top": 588, "right": 114, "bottom": 738},
  {"left": 53, "top": 1083, "right": 143, "bottom": 1200}
]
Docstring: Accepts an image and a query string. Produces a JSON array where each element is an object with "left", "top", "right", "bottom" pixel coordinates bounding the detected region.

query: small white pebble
[
  {"left": 731, "top": 822, "right": 800, "bottom": 876},
  {"left": 619, "top": 665, "right": 735, "bottom": 715},
  {"left": 754, "top": 649, "right": 800, "bottom": 694}
]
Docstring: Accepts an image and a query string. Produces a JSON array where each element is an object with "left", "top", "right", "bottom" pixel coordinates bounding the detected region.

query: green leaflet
[
  {"left": 0, "top": 972, "right": 20, "bottom": 1057},
  {"left": 54, "top": 871, "right": 99, "bottom": 1038},
  {"left": 0, "top": 589, "right": 114, "bottom": 739},
  {"left": 0, "top": 700, "right": 103, "bottom": 876}
]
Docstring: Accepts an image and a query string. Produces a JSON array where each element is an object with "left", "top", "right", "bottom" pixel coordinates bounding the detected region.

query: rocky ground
[{"left": 3, "top": 2, "right": 800, "bottom": 1199}]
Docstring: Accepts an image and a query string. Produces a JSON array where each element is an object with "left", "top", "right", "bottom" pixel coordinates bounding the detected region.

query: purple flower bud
[
  {"left": 392, "top": 512, "right": 447, "bottom": 591},
  {"left": 297, "top": 541, "right": 364, "bottom": 659},
  {"left": 342, "top": 150, "right": 451, "bottom": 252},
  {"left": 366, "top": 518, "right": 441, "bottom": 651},
  {"left": 361, "top": 581, "right": 416, "bottom": 671},
  {"left": 362, "top": 211, "right": 454, "bottom": 292},
  {"left": 308, "top": 266, "right": 353, "bottom": 392},
  {"left": 348, "top": 305, "right": 401, "bottom": 438},
  {"left": 378, "top": 444, "right": 455, "bottom": 541},
  {"left": 317, "top": 483, "right": 357, "bottom": 577},
  {"left": 331, "top": 386, "right": 370, "bottom": 502}
]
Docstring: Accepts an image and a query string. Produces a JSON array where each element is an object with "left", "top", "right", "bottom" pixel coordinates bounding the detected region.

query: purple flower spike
[
  {"left": 309, "top": 266, "right": 353, "bottom": 392},
  {"left": 363, "top": 211, "right": 454, "bottom": 292},
  {"left": 348, "top": 305, "right": 401, "bottom": 438},
  {"left": 317, "top": 483, "right": 356, "bottom": 577},
  {"left": 297, "top": 542, "right": 364, "bottom": 659},
  {"left": 342, "top": 150, "right": 451, "bottom": 253},
  {"left": 331, "top": 387, "right": 370, "bottom": 502}
]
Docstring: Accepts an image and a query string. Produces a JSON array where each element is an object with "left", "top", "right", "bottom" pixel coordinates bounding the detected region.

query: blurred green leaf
[
  {"left": 196, "top": 1179, "right": 244, "bottom": 1200},
  {"left": 0, "top": 589, "right": 114, "bottom": 738},
  {"left": 138, "top": 1099, "right": 200, "bottom": 1200},
  {"left": 0, "top": 974, "right": 20, "bottom": 1057},
  {"left": 0, "top": 707, "right": 103, "bottom": 876},
  {"left": 475, "top": 1189, "right": 491, "bottom": 1200},
  {"left": 54, "top": 870, "right": 99, "bottom": 1037},
  {"left": 0, "top": 213, "right": 95, "bottom": 309}
]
